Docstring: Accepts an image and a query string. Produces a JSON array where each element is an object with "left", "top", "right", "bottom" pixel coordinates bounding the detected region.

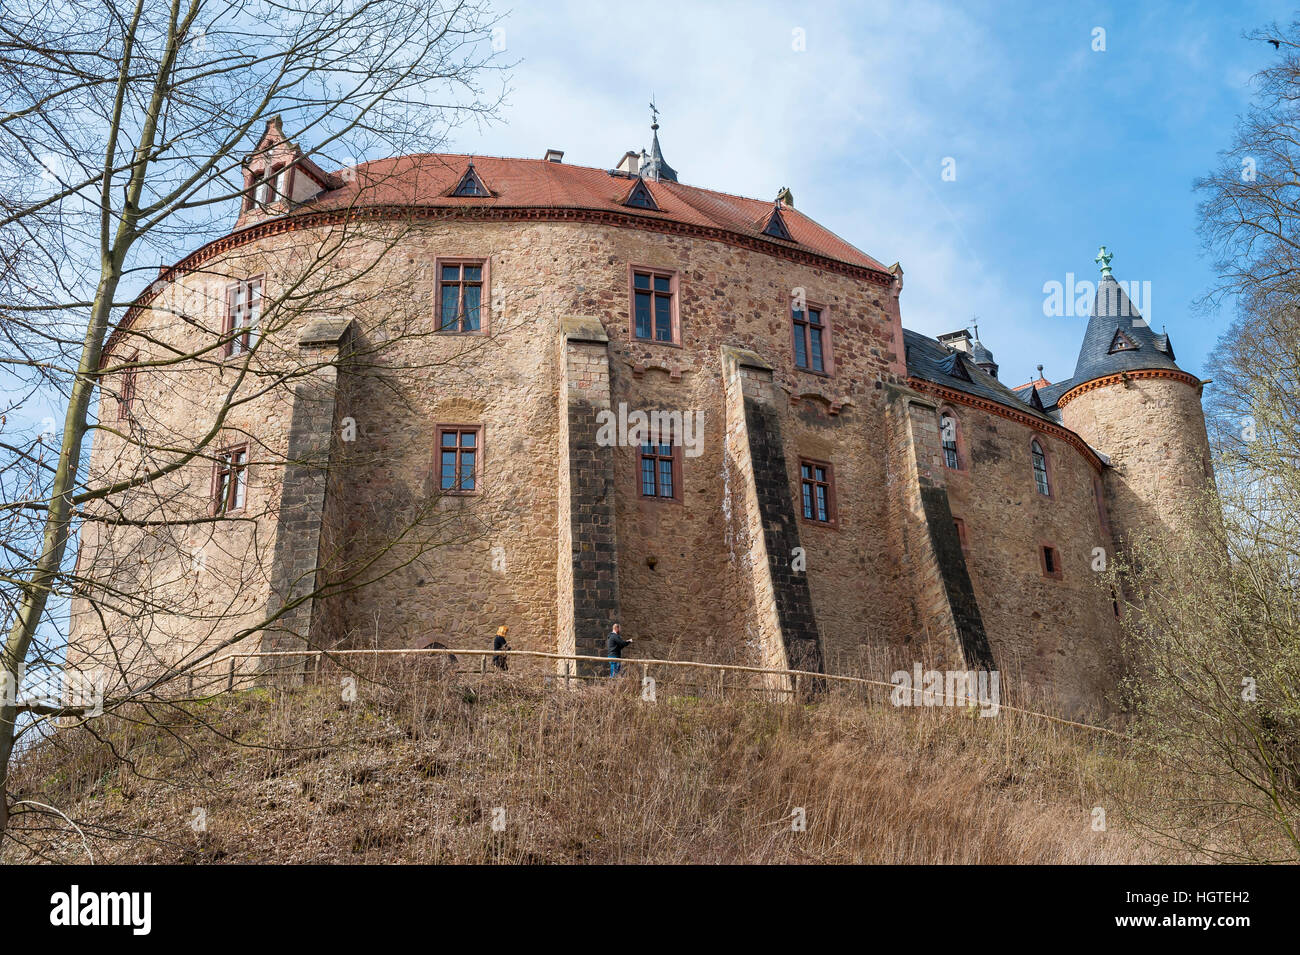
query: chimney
[
  {"left": 937, "top": 329, "right": 973, "bottom": 354},
  {"left": 543, "top": 148, "right": 564, "bottom": 163},
  {"left": 615, "top": 150, "right": 640, "bottom": 176}
]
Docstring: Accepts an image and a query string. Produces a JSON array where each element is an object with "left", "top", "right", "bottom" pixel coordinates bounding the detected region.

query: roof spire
[
  {"left": 1094, "top": 244, "right": 1114, "bottom": 276},
  {"left": 966, "top": 318, "right": 999, "bottom": 379},
  {"left": 640, "top": 95, "right": 678, "bottom": 183},
  {"left": 1070, "top": 250, "right": 1183, "bottom": 384}
]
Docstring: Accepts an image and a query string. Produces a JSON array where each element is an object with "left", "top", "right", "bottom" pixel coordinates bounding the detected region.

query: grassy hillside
[{"left": 4, "top": 665, "right": 1169, "bottom": 863}]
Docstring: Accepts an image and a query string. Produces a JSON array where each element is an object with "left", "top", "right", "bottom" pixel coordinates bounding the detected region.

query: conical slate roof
[
  {"left": 1071, "top": 272, "right": 1180, "bottom": 384},
  {"left": 640, "top": 123, "right": 677, "bottom": 182}
]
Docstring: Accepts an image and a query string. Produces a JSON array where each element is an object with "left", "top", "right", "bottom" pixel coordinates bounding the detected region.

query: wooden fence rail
[{"left": 194, "top": 645, "right": 1125, "bottom": 739}]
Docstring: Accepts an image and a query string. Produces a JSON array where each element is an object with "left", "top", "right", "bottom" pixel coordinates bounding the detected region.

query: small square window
[
  {"left": 1041, "top": 544, "right": 1062, "bottom": 580},
  {"left": 953, "top": 517, "right": 969, "bottom": 557}
]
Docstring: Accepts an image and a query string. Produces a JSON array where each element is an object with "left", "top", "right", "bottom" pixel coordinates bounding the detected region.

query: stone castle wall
[
  {"left": 937, "top": 397, "right": 1123, "bottom": 713},
  {"left": 1061, "top": 374, "right": 1214, "bottom": 548},
  {"left": 70, "top": 211, "right": 1193, "bottom": 714}
]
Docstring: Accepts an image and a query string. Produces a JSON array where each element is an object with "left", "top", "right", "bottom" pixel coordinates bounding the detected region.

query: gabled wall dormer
[{"left": 237, "top": 116, "right": 339, "bottom": 226}]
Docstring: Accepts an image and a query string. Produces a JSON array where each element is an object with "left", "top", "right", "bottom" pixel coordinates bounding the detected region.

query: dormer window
[
  {"left": 239, "top": 116, "right": 338, "bottom": 216},
  {"left": 245, "top": 164, "right": 286, "bottom": 211},
  {"left": 1108, "top": 328, "right": 1138, "bottom": 353},
  {"left": 255, "top": 168, "right": 275, "bottom": 205},
  {"left": 939, "top": 352, "right": 972, "bottom": 382},
  {"left": 762, "top": 204, "right": 793, "bottom": 241},
  {"left": 451, "top": 163, "right": 490, "bottom": 197},
  {"left": 624, "top": 177, "right": 658, "bottom": 211}
]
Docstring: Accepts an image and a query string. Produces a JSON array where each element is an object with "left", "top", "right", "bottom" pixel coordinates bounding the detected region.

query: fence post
[
  {"left": 480, "top": 654, "right": 487, "bottom": 675},
  {"left": 793, "top": 672, "right": 801, "bottom": 702}
]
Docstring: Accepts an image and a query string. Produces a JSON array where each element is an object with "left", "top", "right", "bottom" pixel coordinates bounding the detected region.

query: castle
[{"left": 72, "top": 116, "right": 1212, "bottom": 716}]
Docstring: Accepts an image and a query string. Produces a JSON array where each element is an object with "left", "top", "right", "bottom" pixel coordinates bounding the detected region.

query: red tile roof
[
  {"left": 1013, "top": 376, "right": 1052, "bottom": 391},
  {"left": 105, "top": 153, "right": 892, "bottom": 367},
  {"left": 301, "top": 153, "right": 889, "bottom": 274}
]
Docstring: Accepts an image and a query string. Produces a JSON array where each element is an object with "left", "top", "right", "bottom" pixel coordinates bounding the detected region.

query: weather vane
[
  {"left": 649, "top": 95, "right": 660, "bottom": 128},
  {"left": 1095, "top": 245, "right": 1114, "bottom": 276}
]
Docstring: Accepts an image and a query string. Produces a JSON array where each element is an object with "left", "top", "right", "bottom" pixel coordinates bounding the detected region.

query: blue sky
[{"left": 450, "top": 0, "right": 1290, "bottom": 388}]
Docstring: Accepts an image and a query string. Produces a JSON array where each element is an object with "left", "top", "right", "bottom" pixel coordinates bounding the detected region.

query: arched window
[
  {"left": 940, "top": 413, "right": 960, "bottom": 470},
  {"left": 1031, "top": 439, "right": 1050, "bottom": 496}
]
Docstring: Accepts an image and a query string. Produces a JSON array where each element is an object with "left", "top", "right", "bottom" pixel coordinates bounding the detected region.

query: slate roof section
[
  {"left": 1012, "top": 384, "right": 1046, "bottom": 411},
  {"left": 296, "top": 153, "right": 888, "bottom": 272},
  {"left": 903, "top": 328, "right": 1055, "bottom": 423},
  {"left": 1071, "top": 273, "right": 1182, "bottom": 383},
  {"left": 1028, "top": 272, "right": 1187, "bottom": 412}
]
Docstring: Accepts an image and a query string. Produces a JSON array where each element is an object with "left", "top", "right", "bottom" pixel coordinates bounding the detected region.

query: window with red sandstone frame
[
  {"left": 438, "top": 426, "right": 480, "bottom": 493},
  {"left": 213, "top": 446, "right": 248, "bottom": 515},
  {"left": 792, "top": 303, "right": 829, "bottom": 373},
  {"left": 631, "top": 267, "right": 678, "bottom": 343},
  {"left": 437, "top": 260, "right": 485, "bottom": 333},
  {"left": 799, "top": 459, "right": 836, "bottom": 525},
  {"left": 640, "top": 434, "right": 681, "bottom": 500},
  {"left": 224, "top": 278, "right": 262, "bottom": 357}
]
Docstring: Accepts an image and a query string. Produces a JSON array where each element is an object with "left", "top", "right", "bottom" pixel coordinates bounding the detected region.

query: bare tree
[
  {"left": 1196, "top": 20, "right": 1300, "bottom": 311},
  {"left": 1110, "top": 26, "right": 1300, "bottom": 860},
  {"left": 0, "top": 0, "right": 508, "bottom": 849}
]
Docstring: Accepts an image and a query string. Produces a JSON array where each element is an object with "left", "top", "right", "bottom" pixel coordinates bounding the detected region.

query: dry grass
[{"left": 4, "top": 662, "right": 1173, "bottom": 864}]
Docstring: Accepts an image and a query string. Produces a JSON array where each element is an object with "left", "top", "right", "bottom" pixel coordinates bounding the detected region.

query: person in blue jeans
[{"left": 606, "top": 623, "right": 631, "bottom": 677}]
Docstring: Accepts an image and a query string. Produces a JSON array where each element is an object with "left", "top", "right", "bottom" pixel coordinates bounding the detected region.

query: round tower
[{"left": 1056, "top": 247, "right": 1212, "bottom": 544}]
